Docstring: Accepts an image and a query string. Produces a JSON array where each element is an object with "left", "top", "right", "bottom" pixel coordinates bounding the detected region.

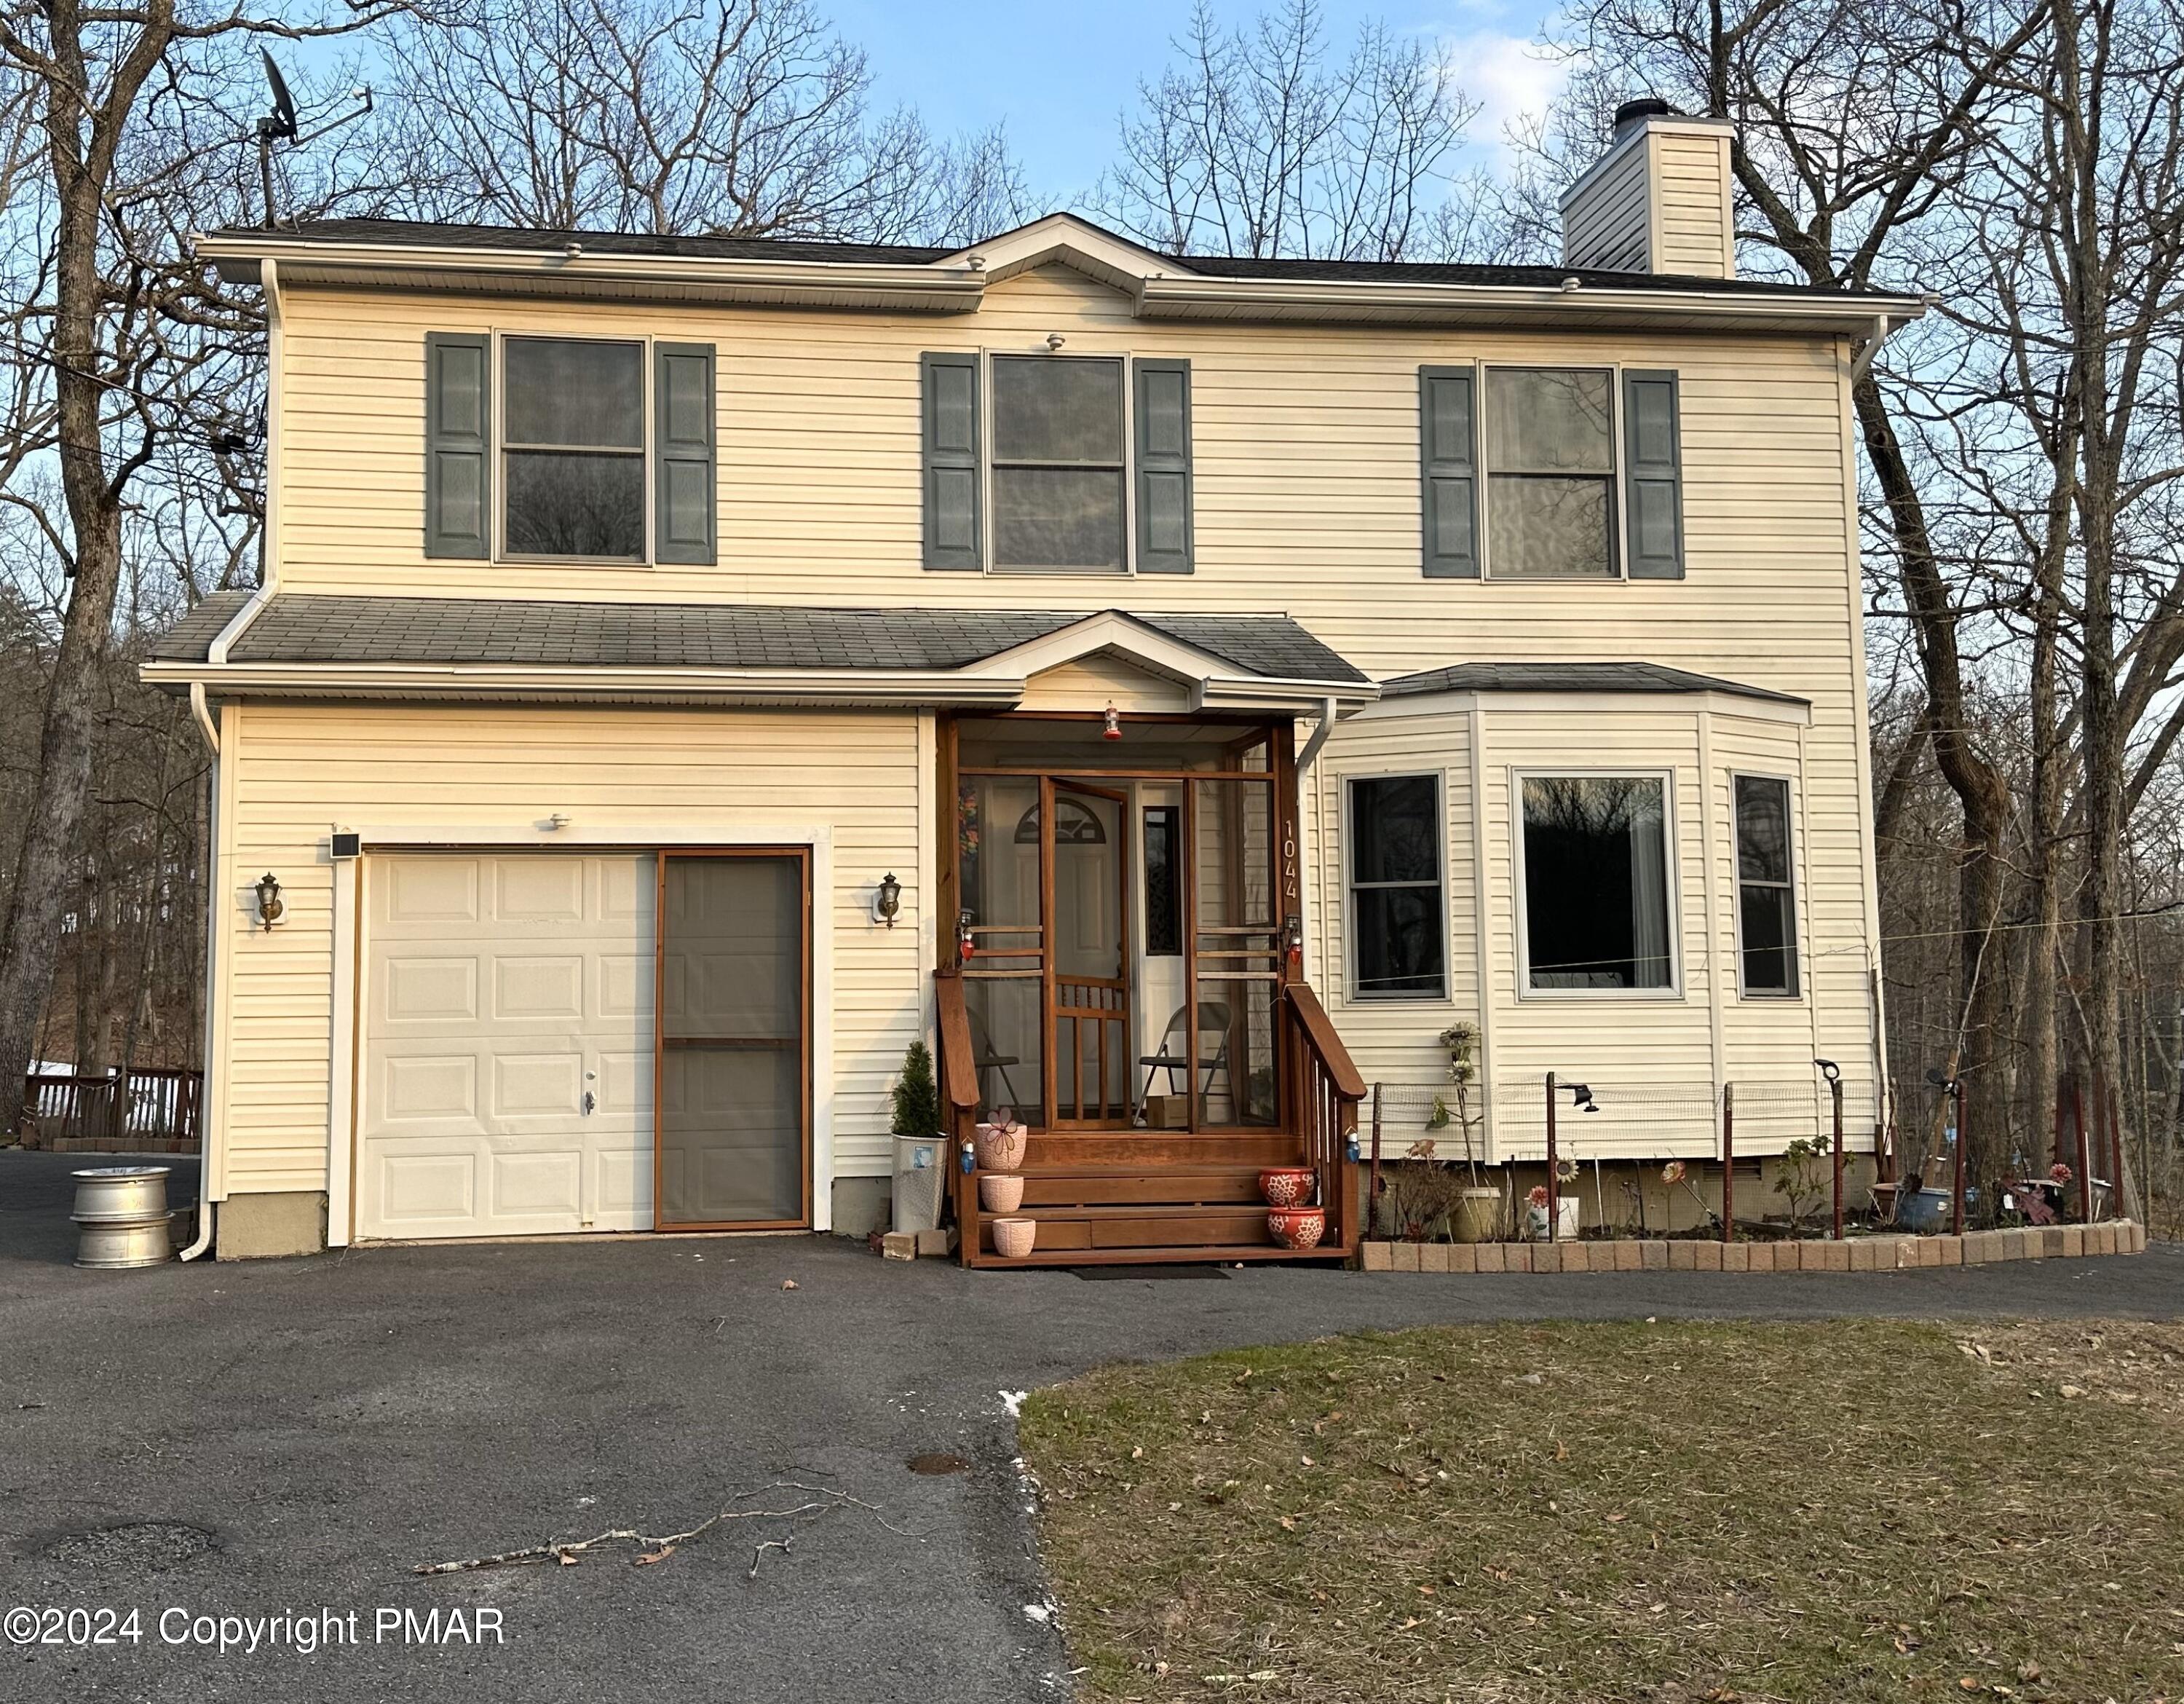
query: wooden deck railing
[
  {"left": 20, "top": 1065, "right": 203, "bottom": 1148},
  {"left": 1282, "top": 982, "right": 1366, "bottom": 1253}
]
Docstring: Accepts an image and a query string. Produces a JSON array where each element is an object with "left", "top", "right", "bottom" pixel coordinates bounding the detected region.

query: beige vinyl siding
[
  {"left": 251, "top": 257, "right": 1881, "bottom": 1165},
  {"left": 215, "top": 702, "right": 922, "bottom": 1196},
  {"left": 1017, "top": 654, "right": 1192, "bottom": 714},
  {"left": 1560, "top": 141, "right": 1651, "bottom": 272},
  {"left": 1653, "top": 133, "right": 1733, "bottom": 279}
]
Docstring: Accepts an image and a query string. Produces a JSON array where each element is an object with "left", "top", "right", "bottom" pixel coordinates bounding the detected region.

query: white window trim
[
  {"left": 492, "top": 329, "right": 657, "bottom": 569},
  {"left": 1729, "top": 768, "right": 1803, "bottom": 1002},
  {"left": 1476, "top": 360, "right": 1631, "bottom": 583},
  {"left": 981, "top": 346, "right": 1137, "bottom": 577},
  {"left": 1340, "top": 767, "right": 1453, "bottom": 1005},
  {"left": 1511, "top": 765, "right": 1684, "bottom": 1001}
]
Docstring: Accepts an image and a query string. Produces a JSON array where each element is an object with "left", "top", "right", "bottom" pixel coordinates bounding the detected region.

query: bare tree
[
  {"left": 1091, "top": 0, "right": 1484, "bottom": 261},
  {"left": 376, "top": 0, "right": 1029, "bottom": 243},
  {"left": 0, "top": 1, "right": 404, "bottom": 1138}
]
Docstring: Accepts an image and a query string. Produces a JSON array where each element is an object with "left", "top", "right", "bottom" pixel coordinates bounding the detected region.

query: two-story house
[{"left": 149, "top": 101, "right": 1920, "bottom": 1263}]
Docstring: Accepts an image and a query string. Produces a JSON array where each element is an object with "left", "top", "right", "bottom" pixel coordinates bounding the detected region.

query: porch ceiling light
[
  {"left": 1102, "top": 701, "right": 1121, "bottom": 741},
  {"left": 873, "top": 871, "right": 902, "bottom": 928},
  {"left": 253, "top": 872, "right": 285, "bottom": 931}
]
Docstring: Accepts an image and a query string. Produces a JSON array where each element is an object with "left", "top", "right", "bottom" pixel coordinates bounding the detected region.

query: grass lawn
[{"left": 1020, "top": 1320, "right": 2184, "bottom": 1703}]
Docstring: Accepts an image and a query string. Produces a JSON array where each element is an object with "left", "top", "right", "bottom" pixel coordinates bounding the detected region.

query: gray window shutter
[
  {"left": 1419, "top": 366, "right": 1478, "bottom": 578},
  {"left": 1133, "top": 358, "right": 1192, "bottom": 573},
  {"left": 921, "top": 351, "right": 980, "bottom": 570},
  {"left": 654, "top": 342, "right": 716, "bottom": 565},
  {"left": 424, "top": 332, "right": 490, "bottom": 559},
  {"left": 1623, "top": 369, "right": 1685, "bottom": 579}
]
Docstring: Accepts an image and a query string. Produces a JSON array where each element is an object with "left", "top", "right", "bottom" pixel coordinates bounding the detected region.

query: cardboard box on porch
[{"left": 1142, "top": 1094, "right": 1191, "bottom": 1129}]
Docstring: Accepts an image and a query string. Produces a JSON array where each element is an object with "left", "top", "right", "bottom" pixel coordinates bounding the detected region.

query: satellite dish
[{"left": 258, "top": 48, "right": 298, "bottom": 140}]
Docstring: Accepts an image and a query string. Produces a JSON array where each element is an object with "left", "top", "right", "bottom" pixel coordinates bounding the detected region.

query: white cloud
[{"left": 1446, "top": 28, "right": 1571, "bottom": 175}]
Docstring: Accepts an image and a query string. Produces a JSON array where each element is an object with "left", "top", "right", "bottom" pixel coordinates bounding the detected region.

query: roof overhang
[
  {"left": 960, "top": 610, "right": 1376, "bottom": 712},
  {"left": 193, "top": 213, "right": 1926, "bottom": 334}
]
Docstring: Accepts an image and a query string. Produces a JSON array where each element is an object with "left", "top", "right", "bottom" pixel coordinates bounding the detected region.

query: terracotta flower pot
[
  {"left": 974, "top": 1121, "right": 1028, "bottom": 1172},
  {"left": 1259, "top": 1167, "right": 1316, "bottom": 1207},
  {"left": 991, "top": 1216, "right": 1037, "bottom": 1259},
  {"left": 1267, "top": 1206, "right": 1326, "bottom": 1250},
  {"left": 979, "top": 1173, "right": 1026, "bottom": 1214}
]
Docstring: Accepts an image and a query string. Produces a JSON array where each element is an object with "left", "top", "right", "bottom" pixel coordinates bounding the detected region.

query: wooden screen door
[
  {"left": 654, "top": 850, "right": 811, "bottom": 1229},
  {"left": 1044, "top": 778, "right": 1130, "bottom": 1127}
]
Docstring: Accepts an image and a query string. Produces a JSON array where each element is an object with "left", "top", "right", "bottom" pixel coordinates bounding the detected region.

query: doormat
[{"left": 1070, "top": 1264, "right": 1231, "bottom": 1281}]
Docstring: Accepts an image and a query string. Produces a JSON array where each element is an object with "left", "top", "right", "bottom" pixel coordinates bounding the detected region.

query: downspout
[
  {"left": 1295, "top": 695, "right": 1340, "bottom": 774},
  {"left": 180, "top": 257, "right": 283, "bottom": 1262}
]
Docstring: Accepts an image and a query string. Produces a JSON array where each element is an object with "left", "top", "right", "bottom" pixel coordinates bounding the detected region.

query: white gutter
[
  {"left": 143, "top": 659, "right": 1034, "bottom": 706},
  {"left": 192, "top": 233, "right": 986, "bottom": 313}
]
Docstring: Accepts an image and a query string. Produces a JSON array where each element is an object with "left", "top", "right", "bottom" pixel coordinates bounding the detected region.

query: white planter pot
[{"left": 1526, "top": 1196, "right": 1580, "bottom": 1241}]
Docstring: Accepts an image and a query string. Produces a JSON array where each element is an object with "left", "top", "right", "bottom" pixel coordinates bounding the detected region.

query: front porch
[{"left": 929, "top": 706, "right": 1365, "bottom": 1267}]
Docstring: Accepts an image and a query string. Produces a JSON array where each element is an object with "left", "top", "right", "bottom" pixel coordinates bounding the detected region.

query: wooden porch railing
[
  {"left": 1282, "top": 982, "right": 1366, "bottom": 1253},
  {"left": 20, "top": 1065, "right": 203, "bottom": 1148}
]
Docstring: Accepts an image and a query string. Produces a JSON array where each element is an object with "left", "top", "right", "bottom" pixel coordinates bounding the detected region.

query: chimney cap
[{"left": 1613, "top": 97, "right": 1677, "bottom": 136}]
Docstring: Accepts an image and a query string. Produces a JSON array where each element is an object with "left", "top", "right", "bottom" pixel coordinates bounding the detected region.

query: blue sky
[{"left": 826, "top": 0, "right": 1567, "bottom": 202}]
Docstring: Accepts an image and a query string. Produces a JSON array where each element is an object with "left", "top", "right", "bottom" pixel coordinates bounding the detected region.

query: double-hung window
[
  {"left": 422, "top": 331, "right": 716, "bottom": 566},
  {"left": 1348, "top": 775, "right": 1447, "bottom": 999},
  {"left": 991, "top": 355, "right": 1126, "bottom": 571},
  {"left": 1419, "top": 364, "right": 1683, "bottom": 580},
  {"left": 1733, "top": 775, "right": 1800, "bottom": 996},
  {"left": 502, "top": 336, "right": 646, "bottom": 560},
  {"left": 1518, "top": 773, "right": 1676, "bottom": 993},
  {"left": 920, "top": 350, "right": 1194, "bottom": 575}
]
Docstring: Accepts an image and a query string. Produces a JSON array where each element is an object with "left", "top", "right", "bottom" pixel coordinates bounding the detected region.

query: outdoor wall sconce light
[
  {"left": 253, "top": 872, "right": 285, "bottom": 931},
  {"left": 957, "top": 910, "right": 976, "bottom": 963},
  {"left": 873, "top": 871, "right": 902, "bottom": 928},
  {"left": 1282, "top": 912, "right": 1303, "bottom": 963},
  {"left": 1102, "top": 701, "right": 1122, "bottom": 741}
]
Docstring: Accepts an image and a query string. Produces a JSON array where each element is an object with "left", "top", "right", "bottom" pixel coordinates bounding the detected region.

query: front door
[
  {"left": 655, "top": 851, "right": 811, "bottom": 1229},
  {"left": 1046, "top": 779, "right": 1129, "bottom": 1125}
]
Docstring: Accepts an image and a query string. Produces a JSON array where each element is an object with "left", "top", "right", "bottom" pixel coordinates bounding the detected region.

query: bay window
[{"left": 1519, "top": 773, "right": 1675, "bottom": 992}]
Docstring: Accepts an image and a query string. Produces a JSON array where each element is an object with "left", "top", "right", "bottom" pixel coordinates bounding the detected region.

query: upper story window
[
  {"left": 922, "top": 350, "right": 1193, "bottom": 576},
  {"left": 1484, "top": 368, "right": 1615, "bottom": 578},
  {"left": 502, "top": 337, "right": 646, "bottom": 560},
  {"left": 992, "top": 355, "right": 1127, "bottom": 571},
  {"left": 423, "top": 331, "right": 716, "bottom": 567},
  {"left": 1420, "top": 364, "right": 1684, "bottom": 582}
]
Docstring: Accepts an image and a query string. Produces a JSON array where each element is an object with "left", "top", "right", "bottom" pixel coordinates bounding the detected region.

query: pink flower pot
[
  {"left": 979, "top": 1173, "right": 1026, "bottom": 1214},
  {"left": 991, "top": 1216, "right": 1037, "bottom": 1259},
  {"left": 1259, "top": 1167, "right": 1316, "bottom": 1207},
  {"left": 1267, "top": 1206, "right": 1326, "bottom": 1251},
  {"left": 974, "top": 1121, "right": 1028, "bottom": 1172}
]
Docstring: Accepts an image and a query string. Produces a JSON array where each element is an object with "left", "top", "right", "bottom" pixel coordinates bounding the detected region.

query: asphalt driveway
[{"left": 4, "top": 1148, "right": 2181, "bottom": 1704}]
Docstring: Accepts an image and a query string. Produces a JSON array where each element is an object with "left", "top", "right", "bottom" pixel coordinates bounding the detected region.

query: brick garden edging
[{"left": 1360, "top": 1220, "right": 2148, "bottom": 1273}]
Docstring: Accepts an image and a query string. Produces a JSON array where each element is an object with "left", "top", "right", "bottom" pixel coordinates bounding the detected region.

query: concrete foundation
[
  {"left": 216, "top": 1191, "right": 328, "bottom": 1259},
  {"left": 831, "top": 1175, "right": 891, "bottom": 1239}
]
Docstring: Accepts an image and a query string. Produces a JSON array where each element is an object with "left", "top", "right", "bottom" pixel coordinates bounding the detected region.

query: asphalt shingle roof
[
  {"left": 149, "top": 594, "right": 1369, "bottom": 684},
  {"left": 1379, "top": 660, "right": 1807, "bottom": 704},
  {"left": 214, "top": 216, "right": 1891, "bottom": 301}
]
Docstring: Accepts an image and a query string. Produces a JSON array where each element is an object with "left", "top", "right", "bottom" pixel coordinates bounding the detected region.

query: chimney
[{"left": 1559, "top": 99, "right": 1736, "bottom": 280}]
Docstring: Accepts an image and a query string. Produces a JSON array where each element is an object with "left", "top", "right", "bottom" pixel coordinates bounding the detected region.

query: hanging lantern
[{"left": 1101, "top": 701, "right": 1122, "bottom": 741}]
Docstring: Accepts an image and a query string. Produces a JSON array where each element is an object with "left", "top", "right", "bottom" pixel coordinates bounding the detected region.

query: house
[{"left": 149, "top": 102, "right": 1920, "bottom": 1263}]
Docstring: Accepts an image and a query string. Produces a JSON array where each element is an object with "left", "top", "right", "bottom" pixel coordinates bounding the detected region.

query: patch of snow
[{"left": 999, "top": 1389, "right": 1027, "bottom": 1417}]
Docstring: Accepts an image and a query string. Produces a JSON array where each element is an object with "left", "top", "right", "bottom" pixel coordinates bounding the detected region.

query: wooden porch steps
[{"left": 973, "top": 1242, "right": 1350, "bottom": 1270}]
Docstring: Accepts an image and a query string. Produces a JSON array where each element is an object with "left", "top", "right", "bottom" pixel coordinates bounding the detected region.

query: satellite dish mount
[{"left": 256, "top": 48, "right": 373, "bottom": 229}]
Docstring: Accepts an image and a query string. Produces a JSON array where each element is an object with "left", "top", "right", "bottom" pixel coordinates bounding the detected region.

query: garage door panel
[
  {"left": 381, "top": 955, "right": 479, "bottom": 1025},
  {"left": 381, "top": 1054, "right": 478, "bottom": 1123},
  {"left": 598, "top": 952, "right": 648, "bottom": 1020},
  {"left": 376, "top": 1151, "right": 478, "bottom": 1225},
  {"left": 493, "top": 955, "right": 584, "bottom": 1020},
  {"left": 494, "top": 857, "right": 584, "bottom": 923},
  {"left": 383, "top": 857, "right": 480, "bottom": 926},
  {"left": 490, "top": 1052, "right": 583, "bottom": 1119},
  {"left": 596, "top": 1047, "right": 652, "bottom": 1117},
  {"left": 593, "top": 1145, "right": 652, "bottom": 1222},
  {"left": 489, "top": 1149, "right": 583, "bottom": 1220}
]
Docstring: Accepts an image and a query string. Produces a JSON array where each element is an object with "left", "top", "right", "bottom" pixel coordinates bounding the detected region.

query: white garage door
[{"left": 359, "top": 853, "right": 655, "bottom": 1239}]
